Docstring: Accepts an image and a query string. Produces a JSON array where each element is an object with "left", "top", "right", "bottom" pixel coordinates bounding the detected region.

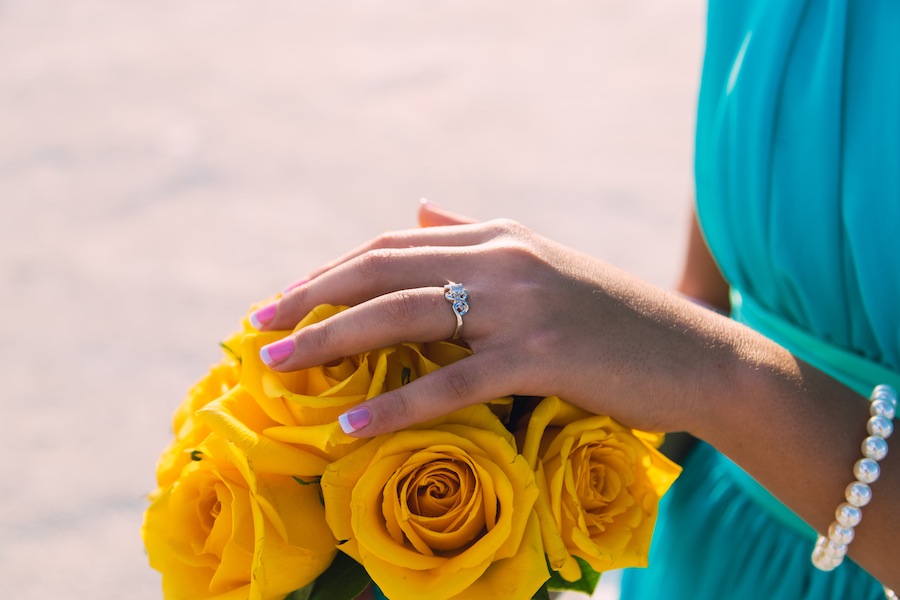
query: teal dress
[{"left": 622, "top": 0, "right": 900, "bottom": 598}]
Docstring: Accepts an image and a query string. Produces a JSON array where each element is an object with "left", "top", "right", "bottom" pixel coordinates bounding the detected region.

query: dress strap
[{"left": 731, "top": 289, "right": 900, "bottom": 396}]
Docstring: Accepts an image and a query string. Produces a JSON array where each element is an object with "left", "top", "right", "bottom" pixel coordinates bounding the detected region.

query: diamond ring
[{"left": 443, "top": 283, "right": 469, "bottom": 340}]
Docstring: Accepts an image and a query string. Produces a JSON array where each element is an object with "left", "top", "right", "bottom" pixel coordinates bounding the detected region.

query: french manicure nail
[
  {"left": 338, "top": 406, "right": 371, "bottom": 434},
  {"left": 260, "top": 337, "right": 295, "bottom": 366},
  {"left": 250, "top": 303, "right": 278, "bottom": 330},
  {"left": 284, "top": 277, "right": 309, "bottom": 293}
]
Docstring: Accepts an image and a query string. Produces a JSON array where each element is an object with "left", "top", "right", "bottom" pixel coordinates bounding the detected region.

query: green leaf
[
  {"left": 531, "top": 582, "right": 552, "bottom": 600},
  {"left": 292, "top": 476, "right": 322, "bottom": 486},
  {"left": 307, "top": 551, "right": 372, "bottom": 600},
  {"left": 545, "top": 556, "right": 601, "bottom": 595},
  {"left": 219, "top": 342, "right": 242, "bottom": 364},
  {"left": 284, "top": 582, "right": 315, "bottom": 600},
  {"left": 291, "top": 476, "right": 325, "bottom": 505}
]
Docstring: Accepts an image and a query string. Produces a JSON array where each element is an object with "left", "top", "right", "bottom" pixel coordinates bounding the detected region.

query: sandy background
[{"left": 0, "top": 1, "right": 705, "bottom": 598}]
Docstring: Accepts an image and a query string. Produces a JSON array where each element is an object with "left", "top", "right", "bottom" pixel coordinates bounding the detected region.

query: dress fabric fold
[{"left": 622, "top": 0, "right": 899, "bottom": 597}]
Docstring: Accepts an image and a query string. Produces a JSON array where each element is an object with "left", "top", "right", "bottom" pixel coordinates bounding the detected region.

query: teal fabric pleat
[
  {"left": 695, "top": 0, "right": 900, "bottom": 371},
  {"left": 623, "top": 0, "right": 899, "bottom": 596},
  {"left": 621, "top": 444, "right": 885, "bottom": 599},
  {"left": 372, "top": 585, "right": 389, "bottom": 600}
]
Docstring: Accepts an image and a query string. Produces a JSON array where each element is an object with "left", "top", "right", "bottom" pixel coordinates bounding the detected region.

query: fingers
[
  {"left": 300, "top": 222, "right": 488, "bottom": 284},
  {"left": 260, "top": 245, "right": 480, "bottom": 331},
  {"left": 260, "top": 286, "right": 472, "bottom": 372},
  {"left": 418, "top": 199, "right": 478, "bottom": 227},
  {"left": 258, "top": 217, "right": 529, "bottom": 332},
  {"left": 336, "top": 351, "right": 513, "bottom": 437},
  {"left": 285, "top": 201, "right": 478, "bottom": 291}
]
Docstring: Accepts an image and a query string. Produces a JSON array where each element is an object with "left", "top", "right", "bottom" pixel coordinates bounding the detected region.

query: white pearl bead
[
  {"left": 835, "top": 502, "right": 862, "bottom": 528},
  {"left": 811, "top": 535, "right": 846, "bottom": 571},
  {"left": 872, "top": 385, "right": 898, "bottom": 408},
  {"left": 867, "top": 415, "right": 894, "bottom": 439},
  {"left": 862, "top": 435, "right": 889, "bottom": 461},
  {"left": 822, "top": 538, "right": 848, "bottom": 558},
  {"left": 872, "top": 384, "right": 897, "bottom": 399},
  {"left": 845, "top": 481, "right": 873, "bottom": 507},
  {"left": 871, "top": 398, "right": 896, "bottom": 420},
  {"left": 828, "top": 522, "right": 855, "bottom": 545},
  {"left": 853, "top": 457, "right": 881, "bottom": 484},
  {"left": 812, "top": 549, "right": 843, "bottom": 571}
]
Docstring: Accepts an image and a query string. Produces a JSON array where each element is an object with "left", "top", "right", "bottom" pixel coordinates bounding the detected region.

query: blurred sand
[{"left": 0, "top": 1, "right": 705, "bottom": 598}]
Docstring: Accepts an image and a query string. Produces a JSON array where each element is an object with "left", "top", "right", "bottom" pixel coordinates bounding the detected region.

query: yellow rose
[
  {"left": 156, "top": 333, "right": 242, "bottom": 488},
  {"left": 520, "top": 396, "right": 681, "bottom": 580},
  {"left": 241, "top": 304, "right": 474, "bottom": 462},
  {"left": 197, "top": 384, "right": 333, "bottom": 478},
  {"left": 142, "top": 436, "right": 337, "bottom": 600},
  {"left": 321, "top": 404, "right": 548, "bottom": 600}
]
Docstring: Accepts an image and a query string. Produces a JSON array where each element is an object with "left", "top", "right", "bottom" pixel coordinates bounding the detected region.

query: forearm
[
  {"left": 660, "top": 206, "right": 727, "bottom": 460},
  {"left": 693, "top": 317, "right": 898, "bottom": 587}
]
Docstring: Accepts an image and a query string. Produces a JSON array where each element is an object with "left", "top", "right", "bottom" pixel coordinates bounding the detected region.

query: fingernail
[
  {"left": 260, "top": 337, "right": 295, "bottom": 366},
  {"left": 338, "top": 406, "right": 371, "bottom": 434},
  {"left": 284, "top": 277, "right": 308, "bottom": 293},
  {"left": 250, "top": 303, "right": 278, "bottom": 330}
]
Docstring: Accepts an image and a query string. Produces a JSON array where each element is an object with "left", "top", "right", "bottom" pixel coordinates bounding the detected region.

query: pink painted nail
[
  {"left": 260, "top": 337, "right": 295, "bottom": 366},
  {"left": 338, "top": 406, "right": 371, "bottom": 434},
  {"left": 250, "top": 303, "right": 278, "bottom": 330},
  {"left": 284, "top": 277, "right": 309, "bottom": 293}
]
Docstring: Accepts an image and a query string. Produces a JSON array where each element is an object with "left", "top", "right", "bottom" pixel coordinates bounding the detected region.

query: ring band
[{"left": 443, "top": 283, "right": 469, "bottom": 340}]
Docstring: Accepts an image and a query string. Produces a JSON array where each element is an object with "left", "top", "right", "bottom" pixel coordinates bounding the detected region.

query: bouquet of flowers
[{"left": 142, "top": 301, "right": 681, "bottom": 600}]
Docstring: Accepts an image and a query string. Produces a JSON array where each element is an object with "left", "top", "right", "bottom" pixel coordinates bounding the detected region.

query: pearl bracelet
[{"left": 812, "top": 384, "right": 896, "bottom": 572}]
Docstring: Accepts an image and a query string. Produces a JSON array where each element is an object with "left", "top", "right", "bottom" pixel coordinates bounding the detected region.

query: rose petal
[
  {"left": 442, "top": 512, "right": 548, "bottom": 600},
  {"left": 143, "top": 438, "right": 336, "bottom": 600},
  {"left": 522, "top": 396, "right": 681, "bottom": 575},
  {"left": 321, "top": 405, "right": 543, "bottom": 600}
]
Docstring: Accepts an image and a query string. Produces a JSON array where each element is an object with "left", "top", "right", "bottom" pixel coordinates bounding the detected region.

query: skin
[{"left": 256, "top": 201, "right": 899, "bottom": 588}]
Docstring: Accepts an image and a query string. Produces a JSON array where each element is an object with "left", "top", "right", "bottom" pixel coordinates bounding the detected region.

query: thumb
[{"left": 418, "top": 198, "right": 478, "bottom": 228}]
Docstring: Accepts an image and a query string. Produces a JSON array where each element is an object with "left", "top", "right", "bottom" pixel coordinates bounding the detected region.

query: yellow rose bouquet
[{"left": 142, "top": 301, "right": 681, "bottom": 600}]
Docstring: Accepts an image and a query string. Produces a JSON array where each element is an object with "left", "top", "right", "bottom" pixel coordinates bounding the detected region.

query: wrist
[{"left": 684, "top": 317, "right": 798, "bottom": 445}]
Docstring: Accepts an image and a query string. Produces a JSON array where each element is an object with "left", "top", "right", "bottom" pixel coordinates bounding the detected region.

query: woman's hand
[
  {"left": 249, "top": 201, "right": 730, "bottom": 438},
  {"left": 247, "top": 201, "right": 900, "bottom": 583}
]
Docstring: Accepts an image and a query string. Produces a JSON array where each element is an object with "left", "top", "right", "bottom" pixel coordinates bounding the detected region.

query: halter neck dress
[{"left": 621, "top": 0, "right": 900, "bottom": 597}]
